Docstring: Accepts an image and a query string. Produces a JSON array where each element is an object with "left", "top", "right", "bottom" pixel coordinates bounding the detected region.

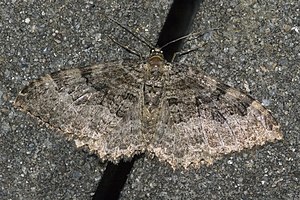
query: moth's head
[{"left": 148, "top": 48, "right": 165, "bottom": 68}]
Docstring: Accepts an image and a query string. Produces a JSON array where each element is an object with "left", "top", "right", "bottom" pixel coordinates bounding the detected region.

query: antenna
[
  {"left": 105, "top": 16, "right": 155, "bottom": 50},
  {"left": 160, "top": 28, "right": 219, "bottom": 50}
]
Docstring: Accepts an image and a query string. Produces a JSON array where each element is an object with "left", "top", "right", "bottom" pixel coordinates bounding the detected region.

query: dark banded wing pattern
[
  {"left": 14, "top": 61, "right": 147, "bottom": 162},
  {"left": 14, "top": 60, "right": 282, "bottom": 169},
  {"left": 149, "top": 63, "right": 282, "bottom": 169}
]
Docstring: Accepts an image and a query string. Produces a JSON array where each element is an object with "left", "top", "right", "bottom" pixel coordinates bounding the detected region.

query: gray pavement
[{"left": 0, "top": 0, "right": 299, "bottom": 199}]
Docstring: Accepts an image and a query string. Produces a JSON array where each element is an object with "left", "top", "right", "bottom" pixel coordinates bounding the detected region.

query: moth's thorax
[
  {"left": 142, "top": 49, "right": 168, "bottom": 134},
  {"left": 148, "top": 53, "right": 165, "bottom": 69},
  {"left": 145, "top": 49, "right": 166, "bottom": 77}
]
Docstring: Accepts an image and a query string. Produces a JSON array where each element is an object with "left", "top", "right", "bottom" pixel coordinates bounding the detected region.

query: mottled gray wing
[
  {"left": 149, "top": 63, "right": 283, "bottom": 169},
  {"left": 14, "top": 61, "right": 146, "bottom": 162}
]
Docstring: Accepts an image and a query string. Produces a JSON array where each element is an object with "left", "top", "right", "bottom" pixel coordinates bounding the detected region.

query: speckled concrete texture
[{"left": 0, "top": 0, "right": 299, "bottom": 199}]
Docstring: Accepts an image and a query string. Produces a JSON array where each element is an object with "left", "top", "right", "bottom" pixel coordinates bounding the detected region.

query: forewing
[
  {"left": 150, "top": 63, "right": 283, "bottom": 169},
  {"left": 14, "top": 61, "right": 145, "bottom": 162}
]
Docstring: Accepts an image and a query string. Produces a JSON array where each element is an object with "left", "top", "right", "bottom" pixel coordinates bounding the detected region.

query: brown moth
[{"left": 14, "top": 48, "right": 282, "bottom": 169}]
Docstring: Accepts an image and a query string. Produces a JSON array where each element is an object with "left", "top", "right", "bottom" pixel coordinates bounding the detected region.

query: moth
[{"left": 14, "top": 21, "right": 282, "bottom": 170}]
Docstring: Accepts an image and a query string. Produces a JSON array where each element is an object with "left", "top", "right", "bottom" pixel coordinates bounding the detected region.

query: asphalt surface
[{"left": 0, "top": 0, "right": 299, "bottom": 199}]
